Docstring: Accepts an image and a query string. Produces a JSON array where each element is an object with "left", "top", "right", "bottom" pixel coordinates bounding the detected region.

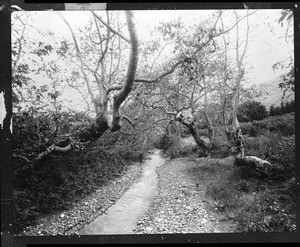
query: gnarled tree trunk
[
  {"left": 175, "top": 114, "right": 212, "bottom": 154},
  {"left": 29, "top": 11, "right": 139, "bottom": 166}
]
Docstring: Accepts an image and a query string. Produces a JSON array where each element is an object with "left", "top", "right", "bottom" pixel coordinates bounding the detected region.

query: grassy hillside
[{"left": 253, "top": 74, "right": 294, "bottom": 109}]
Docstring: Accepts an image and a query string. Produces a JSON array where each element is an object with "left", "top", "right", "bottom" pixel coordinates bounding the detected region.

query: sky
[
  {"left": 18, "top": 9, "right": 293, "bottom": 84},
  {"left": 11, "top": 10, "right": 294, "bottom": 113}
]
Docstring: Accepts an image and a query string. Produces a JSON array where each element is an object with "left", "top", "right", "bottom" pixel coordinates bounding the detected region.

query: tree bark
[{"left": 176, "top": 114, "right": 212, "bottom": 153}]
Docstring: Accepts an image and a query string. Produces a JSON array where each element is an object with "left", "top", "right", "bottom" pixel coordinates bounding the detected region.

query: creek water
[{"left": 79, "top": 149, "right": 164, "bottom": 235}]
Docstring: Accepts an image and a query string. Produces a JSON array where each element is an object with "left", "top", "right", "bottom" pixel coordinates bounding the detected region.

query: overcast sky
[{"left": 19, "top": 9, "right": 293, "bottom": 85}]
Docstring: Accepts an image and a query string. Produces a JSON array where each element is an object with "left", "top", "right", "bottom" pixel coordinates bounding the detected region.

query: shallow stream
[{"left": 79, "top": 149, "right": 164, "bottom": 235}]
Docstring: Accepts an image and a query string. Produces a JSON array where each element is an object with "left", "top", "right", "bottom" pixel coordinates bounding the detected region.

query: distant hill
[{"left": 252, "top": 74, "right": 294, "bottom": 110}]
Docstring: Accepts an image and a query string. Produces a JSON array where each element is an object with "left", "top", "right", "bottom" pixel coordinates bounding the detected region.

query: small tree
[{"left": 237, "top": 100, "right": 268, "bottom": 122}]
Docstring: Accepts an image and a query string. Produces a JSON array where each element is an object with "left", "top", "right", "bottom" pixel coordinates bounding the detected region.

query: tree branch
[
  {"left": 106, "top": 85, "right": 123, "bottom": 95},
  {"left": 152, "top": 105, "right": 177, "bottom": 115},
  {"left": 113, "top": 11, "right": 138, "bottom": 111},
  {"left": 122, "top": 115, "right": 136, "bottom": 129},
  {"left": 13, "top": 154, "right": 30, "bottom": 163},
  {"left": 118, "top": 118, "right": 171, "bottom": 136},
  {"left": 92, "top": 11, "right": 131, "bottom": 44},
  {"left": 59, "top": 13, "right": 98, "bottom": 109},
  {"left": 134, "top": 61, "right": 182, "bottom": 83}
]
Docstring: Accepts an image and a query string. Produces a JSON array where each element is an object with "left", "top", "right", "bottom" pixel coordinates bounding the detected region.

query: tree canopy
[{"left": 11, "top": 9, "right": 294, "bottom": 162}]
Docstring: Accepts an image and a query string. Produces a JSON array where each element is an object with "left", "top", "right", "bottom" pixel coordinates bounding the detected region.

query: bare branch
[
  {"left": 59, "top": 13, "right": 97, "bottom": 107},
  {"left": 34, "top": 144, "right": 73, "bottom": 164},
  {"left": 92, "top": 11, "right": 131, "bottom": 44},
  {"left": 118, "top": 118, "right": 171, "bottom": 136},
  {"left": 152, "top": 106, "right": 177, "bottom": 115},
  {"left": 135, "top": 61, "right": 182, "bottom": 83},
  {"left": 148, "top": 40, "right": 176, "bottom": 76},
  {"left": 122, "top": 115, "right": 136, "bottom": 129},
  {"left": 94, "top": 12, "right": 111, "bottom": 74},
  {"left": 13, "top": 154, "right": 30, "bottom": 163},
  {"left": 240, "top": 10, "right": 250, "bottom": 63}
]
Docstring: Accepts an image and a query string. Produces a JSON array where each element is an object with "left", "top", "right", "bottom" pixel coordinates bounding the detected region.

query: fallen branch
[
  {"left": 34, "top": 144, "right": 73, "bottom": 163},
  {"left": 234, "top": 155, "right": 274, "bottom": 176},
  {"left": 13, "top": 154, "right": 30, "bottom": 163}
]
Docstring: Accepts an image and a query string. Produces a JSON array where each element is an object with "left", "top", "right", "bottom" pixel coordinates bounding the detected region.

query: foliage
[
  {"left": 157, "top": 133, "right": 182, "bottom": 159},
  {"left": 269, "top": 99, "right": 295, "bottom": 116},
  {"left": 13, "top": 144, "right": 132, "bottom": 232},
  {"left": 237, "top": 100, "right": 268, "bottom": 122},
  {"left": 157, "top": 133, "right": 206, "bottom": 159},
  {"left": 13, "top": 110, "right": 92, "bottom": 163},
  {"left": 272, "top": 9, "right": 294, "bottom": 101},
  {"left": 12, "top": 109, "right": 147, "bottom": 232},
  {"left": 191, "top": 158, "right": 296, "bottom": 233},
  {"left": 179, "top": 145, "right": 199, "bottom": 158},
  {"left": 240, "top": 112, "right": 294, "bottom": 137},
  {"left": 238, "top": 112, "right": 295, "bottom": 180},
  {"left": 202, "top": 113, "right": 296, "bottom": 232},
  {"left": 243, "top": 133, "right": 295, "bottom": 179}
]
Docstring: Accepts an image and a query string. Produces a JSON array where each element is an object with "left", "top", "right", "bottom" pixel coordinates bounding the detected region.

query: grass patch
[{"left": 187, "top": 158, "right": 296, "bottom": 232}]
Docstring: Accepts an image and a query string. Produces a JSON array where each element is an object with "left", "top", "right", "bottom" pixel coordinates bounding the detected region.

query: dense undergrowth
[
  {"left": 159, "top": 112, "right": 296, "bottom": 232},
  {"left": 12, "top": 111, "right": 147, "bottom": 233},
  {"left": 13, "top": 109, "right": 295, "bottom": 233}
]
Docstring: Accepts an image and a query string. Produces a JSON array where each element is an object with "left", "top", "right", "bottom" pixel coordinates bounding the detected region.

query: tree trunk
[
  {"left": 28, "top": 11, "right": 139, "bottom": 166},
  {"left": 176, "top": 114, "right": 212, "bottom": 154}
]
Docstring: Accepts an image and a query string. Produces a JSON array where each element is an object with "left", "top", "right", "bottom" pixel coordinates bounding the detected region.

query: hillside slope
[{"left": 253, "top": 74, "right": 294, "bottom": 109}]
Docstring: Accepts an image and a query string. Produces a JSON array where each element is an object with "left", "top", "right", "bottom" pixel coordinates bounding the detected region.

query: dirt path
[
  {"left": 20, "top": 146, "right": 236, "bottom": 235},
  {"left": 79, "top": 149, "right": 165, "bottom": 235},
  {"left": 134, "top": 158, "right": 237, "bottom": 234}
]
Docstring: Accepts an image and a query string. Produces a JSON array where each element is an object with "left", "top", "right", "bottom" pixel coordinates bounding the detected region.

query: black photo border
[{"left": 1, "top": 1, "right": 299, "bottom": 246}]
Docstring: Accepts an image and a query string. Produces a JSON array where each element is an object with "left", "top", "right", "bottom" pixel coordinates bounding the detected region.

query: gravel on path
[
  {"left": 134, "top": 158, "right": 237, "bottom": 234},
  {"left": 19, "top": 162, "right": 142, "bottom": 236}
]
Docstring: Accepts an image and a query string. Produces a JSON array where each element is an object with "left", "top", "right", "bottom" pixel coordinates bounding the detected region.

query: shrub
[
  {"left": 179, "top": 145, "right": 199, "bottom": 157},
  {"left": 163, "top": 134, "right": 182, "bottom": 159},
  {"left": 157, "top": 133, "right": 199, "bottom": 159},
  {"left": 211, "top": 139, "right": 230, "bottom": 158},
  {"left": 242, "top": 132, "right": 295, "bottom": 181},
  {"left": 237, "top": 100, "right": 268, "bottom": 122},
  {"left": 189, "top": 157, "right": 296, "bottom": 233},
  {"left": 240, "top": 112, "right": 294, "bottom": 137},
  {"left": 235, "top": 189, "right": 296, "bottom": 232},
  {"left": 269, "top": 100, "right": 295, "bottom": 116},
  {"left": 12, "top": 110, "right": 148, "bottom": 232}
]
